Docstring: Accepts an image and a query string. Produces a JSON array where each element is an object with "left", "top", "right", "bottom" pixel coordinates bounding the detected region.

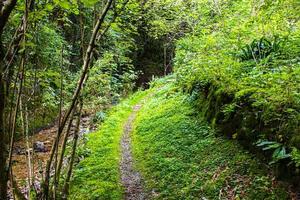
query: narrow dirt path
[{"left": 120, "top": 104, "right": 145, "bottom": 200}]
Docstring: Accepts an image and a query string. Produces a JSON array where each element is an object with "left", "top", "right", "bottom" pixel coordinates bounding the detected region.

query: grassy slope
[
  {"left": 70, "top": 78, "right": 288, "bottom": 200},
  {"left": 70, "top": 91, "right": 148, "bottom": 200},
  {"left": 132, "top": 80, "right": 288, "bottom": 200}
]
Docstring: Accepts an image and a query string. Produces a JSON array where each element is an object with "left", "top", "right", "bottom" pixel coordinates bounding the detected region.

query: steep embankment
[
  {"left": 132, "top": 79, "right": 288, "bottom": 199},
  {"left": 70, "top": 78, "right": 288, "bottom": 199}
]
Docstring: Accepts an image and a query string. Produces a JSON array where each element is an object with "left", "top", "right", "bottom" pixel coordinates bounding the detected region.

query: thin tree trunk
[
  {"left": 0, "top": 54, "right": 8, "bottom": 200},
  {"left": 78, "top": 1, "right": 86, "bottom": 62},
  {"left": 42, "top": 0, "right": 114, "bottom": 198},
  {"left": 0, "top": 0, "right": 18, "bottom": 198},
  {"left": 55, "top": 107, "right": 76, "bottom": 185},
  {"left": 7, "top": 35, "right": 25, "bottom": 200},
  {"left": 7, "top": 0, "right": 29, "bottom": 184},
  {"left": 0, "top": 0, "right": 18, "bottom": 36},
  {"left": 62, "top": 101, "right": 83, "bottom": 200},
  {"left": 93, "top": 0, "right": 130, "bottom": 60},
  {"left": 5, "top": 1, "right": 28, "bottom": 198},
  {"left": 2, "top": 0, "right": 34, "bottom": 81},
  {"left": 59, "top": 0, "right": 113, "bottom": 131},
  {"left": 19, "top": 95, "right": 33, "bottom": 199},
  {"left": 24, "top": 103, "right": 33, "bottom": 197},
  {"left": 163, "top": 44, "right": 167, "bottom": 76},
  {"left": 7, "top": 37, "right": 24, "bottom": 200},
  {"left": 53, "top": 45, "right": 64, "bottom": 200}
]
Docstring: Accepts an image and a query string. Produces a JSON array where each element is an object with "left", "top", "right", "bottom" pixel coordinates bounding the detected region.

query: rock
[
  {"left": 33, "top": 141, "right": 47, "bottom": 152},
  {"left": 13, "top": 146, "right": 26, "bottom": 155}
]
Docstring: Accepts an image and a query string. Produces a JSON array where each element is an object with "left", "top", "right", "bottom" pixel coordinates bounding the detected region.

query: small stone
[{"left": 33, "top": 141, "right": 47, "bottom": 152}]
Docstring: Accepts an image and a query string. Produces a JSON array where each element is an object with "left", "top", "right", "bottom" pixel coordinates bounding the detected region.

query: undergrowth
[
  {"left": 132, "top": 81, "right": 288, "bottom": 199},
  {"left": 173, "top": 0, "right": 300, "bottom": 175},
  {"left": 69, "top": 90, "right": 148, "bottom": 200}
]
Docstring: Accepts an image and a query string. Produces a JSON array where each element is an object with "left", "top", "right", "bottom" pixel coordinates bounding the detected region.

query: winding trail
[{"left": 120, "top": 104, "right": 145, "bottom": 200}]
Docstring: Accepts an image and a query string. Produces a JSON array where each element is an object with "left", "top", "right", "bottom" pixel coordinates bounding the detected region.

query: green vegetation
[
  {"left": 70, "top": 78, "right": 289, "bottom": 199},
  {"left": 173, "top": 0, "right": 300, "bottom": 174},
  {"left": 70, "top": 91, "right": 148, "bottom": 199},
  {"left": 133, "top": 79, "right": 288, "bottom": 199},
  {"left": 1, "top": 0, "right": 299, "bottom": 198}
]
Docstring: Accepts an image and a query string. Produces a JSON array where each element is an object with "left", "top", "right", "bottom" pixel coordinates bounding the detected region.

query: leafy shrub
[
  {"left": 237, "top": 37, "right": 282, "bottom": 62},
  {"left": 93, "top": 111, "right": 106, "bottom": 123},
  {"left": 83, "top": 52, "right": 137, "bottom": 111},
  {"left": 173, "top": 0, "right": 300, "bottom": 176},
  {"left": 132, "top": 82, "right": 288, "bottom": 199}
]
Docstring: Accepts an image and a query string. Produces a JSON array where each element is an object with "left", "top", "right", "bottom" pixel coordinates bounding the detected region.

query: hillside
[{"left": 70, "top": 78, "right": 290, "bottom": 199}]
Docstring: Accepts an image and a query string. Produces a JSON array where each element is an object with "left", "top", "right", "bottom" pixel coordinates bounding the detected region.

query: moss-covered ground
[
  {"left": 70, "top": 91, "right": 148, "bottom": 200},
  {"left": 132, "top": 80, "right": 288, "bottom": 200},
  {"left": 70, "top": 78, "right": 288, "bottom": 199}
]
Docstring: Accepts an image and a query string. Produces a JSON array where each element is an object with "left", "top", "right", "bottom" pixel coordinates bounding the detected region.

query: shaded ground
[
  {"left": 11, "top": 114, "right": 92, "bottom": 197},
  {"left": 120, "top": 104, "right": 145, "bottom": 200}
]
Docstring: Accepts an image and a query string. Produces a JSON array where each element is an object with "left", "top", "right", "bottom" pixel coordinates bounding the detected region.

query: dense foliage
[
  {"left": 1, "top": 0, "right": 300, "bottom": 198},
  {"left": 171, "top": 0, "right": 300, "bottom": 175},
  {"left": 132, "top": 79, "right": 288, "bottom": 199}
]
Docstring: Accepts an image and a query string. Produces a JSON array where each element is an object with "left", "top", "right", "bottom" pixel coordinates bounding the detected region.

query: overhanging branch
[{"left": 0, "top": 0, "right": 18, "bottom": 36}]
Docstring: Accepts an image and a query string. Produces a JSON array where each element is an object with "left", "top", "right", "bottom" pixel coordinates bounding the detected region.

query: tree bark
[
  {"left": 55, "top": 108, "right": 76, "bottom": 185},
  {"left": 0, "top": 0, "right": 18, "bottom": 36},
  {"left": 3, "top": 0, "right": 34, "bottom": 78},
  {"left": 59, "top": 0, "right": 113, "bottom": 131},
  {"left": 19, "top": 97, "right": 32, "bottom": 199},
  {"left": 163, "top": 44, "right": 167, "bottom": 76},
  {"left": 62, "top": 101, "right": 83, "bottom": 200},
  {"left": 42, "top": 0, "right": 114, "bottom": 198},
  {"left": 0, "top": 61, "right": 8, "bottom": 200},
  {"left": 7, "top": 0, "right": 28, "bottom": 182},
  {"left": 0, "top": 0, "right": 18, "bottom": 198}
]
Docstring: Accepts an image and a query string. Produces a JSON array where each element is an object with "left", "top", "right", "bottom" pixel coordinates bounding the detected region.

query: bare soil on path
[{"left": 120, "top": 105, "right": 145, "bottom": 200}]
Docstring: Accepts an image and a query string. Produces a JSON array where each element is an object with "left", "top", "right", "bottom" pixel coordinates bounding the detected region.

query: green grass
[
  {"left": 69, "top": 90, "right": 148, "bottom": 200},
  {"left": 132, "top": 82, "right": 288, "bottom": 200},
  {"left": 70, "top": 78, "right": 288, "bottom": 199}
]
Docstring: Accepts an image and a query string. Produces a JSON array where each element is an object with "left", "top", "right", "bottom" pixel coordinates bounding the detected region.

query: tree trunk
[
  {"left": 0, "top": 52, "right": 8, "bottom": 200},
  {"left": 7, "top": 0, "right": 28, "bottom": 184},
  {"left": 0, "top": 1, "right": 20, "bottom": 198},
  {"left": 163, "top": 44, "right": 167, "bottom": 76},
  {"left": 0, "top": 0, "right": 18, "bottom": 36},
  {"left": 62, "top": 101, "right": 83, "bottom": 200},
  {"left": 55, "top": 108, "right": 76, "bottom": 185},
  {"left": 42, "top": 0, "right": 114, "bottom": 198}
]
